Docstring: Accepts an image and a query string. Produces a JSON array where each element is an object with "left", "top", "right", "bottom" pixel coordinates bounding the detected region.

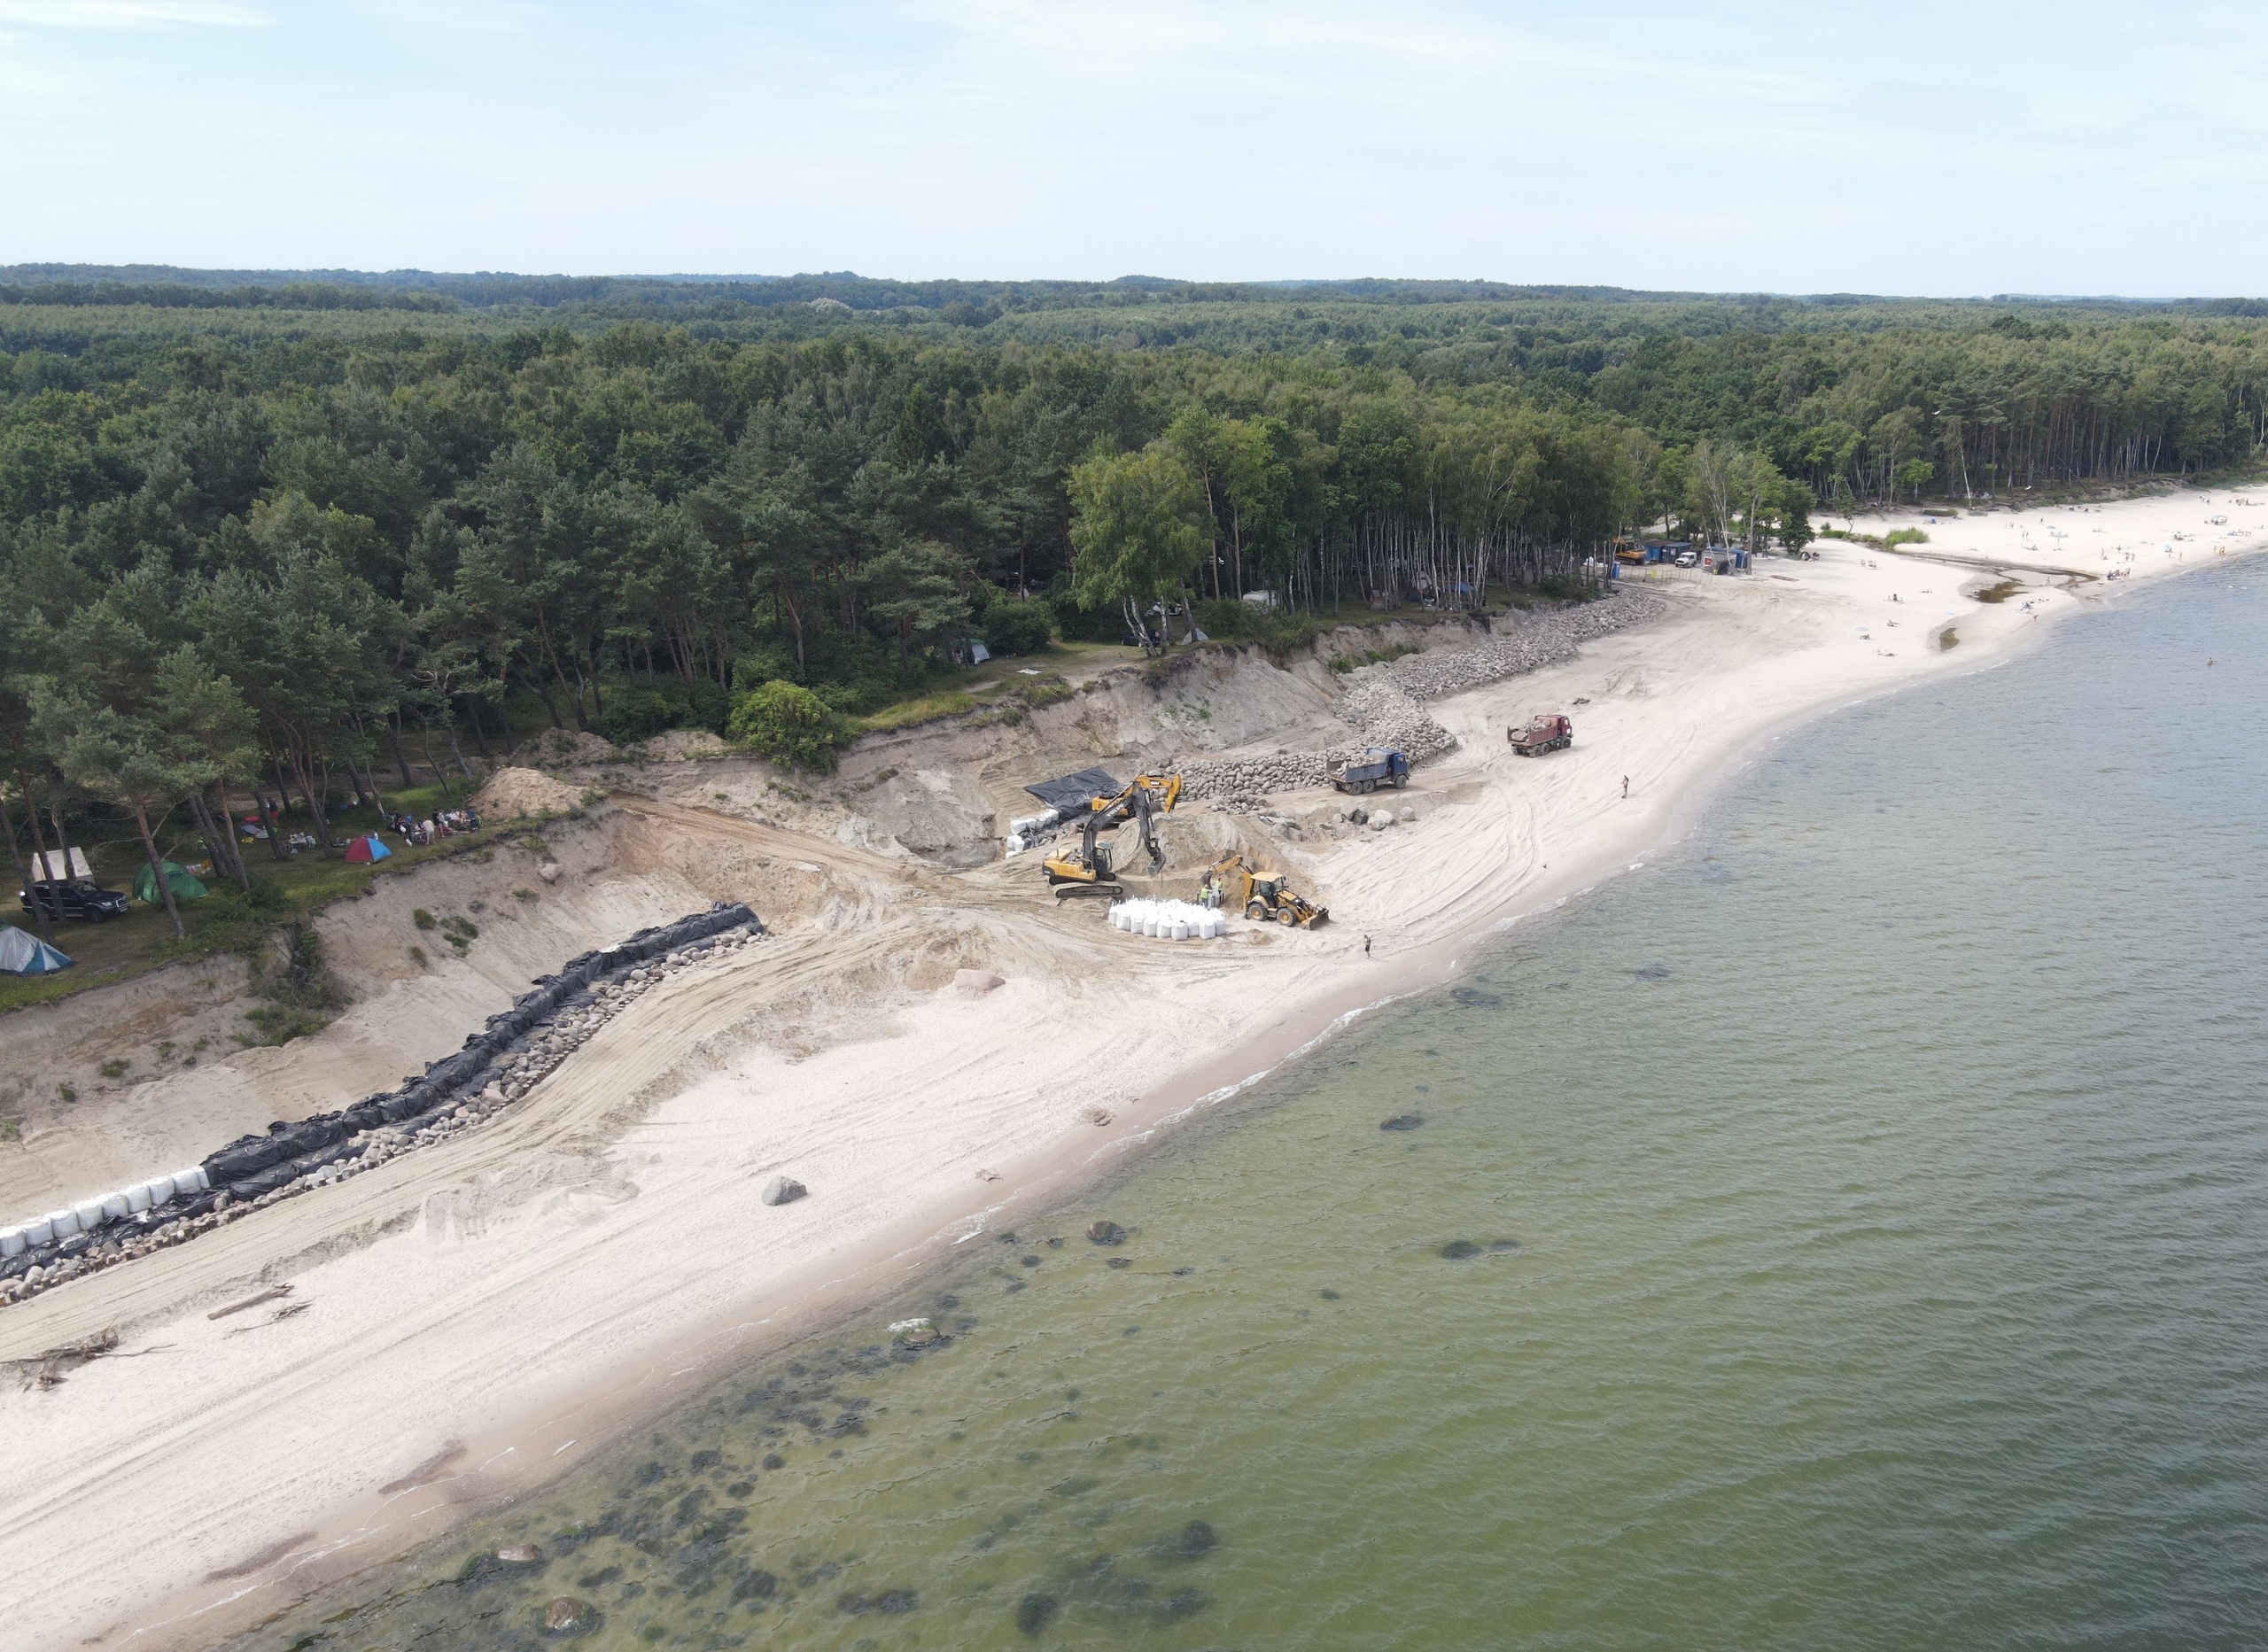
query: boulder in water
[
  {"left": 1438, "top": 1238, "right": 1481, "bottom": 1260},
  {"left": 1015, "top": 1593, "right": 1060, "bottom": 1635},
  {"left": 1087, "top": 1219, "right": 1126, "bottom": 1245},
  {"left": 495, "top": 1543, "right": 542, "bottom": 1565},
  {"left": 544, "top": 1596, "right": 592, "bottom": 1633},
  {"left": 1379, "top": 1113, "right": 1425, "bottom": 1132},
  {"left": 1171, "top": 1519, "right": 1218, "bottom": 1558}
]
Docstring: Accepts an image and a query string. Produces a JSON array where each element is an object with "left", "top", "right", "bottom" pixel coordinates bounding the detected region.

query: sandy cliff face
[{"left": 0, "top": 608, "right": 1580, "bottom": 1224}]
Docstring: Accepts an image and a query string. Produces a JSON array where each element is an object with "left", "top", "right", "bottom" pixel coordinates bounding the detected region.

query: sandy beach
[{"left": 0, "top": 482, "right": 2258, "bottom": 1652}]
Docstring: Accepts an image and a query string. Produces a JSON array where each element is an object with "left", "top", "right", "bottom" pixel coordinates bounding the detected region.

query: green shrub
[
  {"left": 596, "top": 677, "right": 732, "bottom": 743},
  {"left": 1192, "top": 598, "right": 1328, "bottom": 658},
  {"left": 1043, "top": 574, "right": 1126, "bottom": 642},
  {"left": 728, "top": 679, "right": 854, "bottom": 771},
  {"left": 981, "top": 598, "right": 1054, "bottom": 656},
  {"left": 1533, "top": 573, "right": 1602, "bottom": 602},
  {"left": 1884, "top": 527, "right": 1930, "bottom": 547}
]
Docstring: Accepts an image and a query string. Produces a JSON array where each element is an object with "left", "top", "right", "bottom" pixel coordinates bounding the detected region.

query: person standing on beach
[
  {"left": 1623, "top": 775, "right": 1629, "bottom": 799},
  {"left": 1363, "top": 935, "right": 1372, "bottom": 958}
]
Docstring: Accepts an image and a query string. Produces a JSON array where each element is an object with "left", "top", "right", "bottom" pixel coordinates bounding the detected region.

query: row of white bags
[{"left": 1109, "top": 898, "right": 1226, "bottom": 940}]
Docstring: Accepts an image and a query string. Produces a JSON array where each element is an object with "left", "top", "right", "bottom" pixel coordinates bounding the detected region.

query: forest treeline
[{"left": 3, "top": 276, "right": 2266, "bottom": 935}]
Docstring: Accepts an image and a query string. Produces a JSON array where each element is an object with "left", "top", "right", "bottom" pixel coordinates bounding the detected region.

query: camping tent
[
  {"left": 0, "top": 924, "right": 74, "bottom": 975},
  {"left": 132, "top": 860, "right": 208, "bottom": 904},
  {"left": 343, "top": 834, "right": 392, "bottom": 864},
  {"left": 30, "top": 848, "right": 92, "bottom": 881}
]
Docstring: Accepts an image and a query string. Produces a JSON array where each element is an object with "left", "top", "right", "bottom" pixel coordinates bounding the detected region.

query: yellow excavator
[
  {"left": 1206, "top": 854, "right": 1329, "bottom": 927},
  {"left": 1043, "top": 773, "right": 1184, "bottom": 900}
]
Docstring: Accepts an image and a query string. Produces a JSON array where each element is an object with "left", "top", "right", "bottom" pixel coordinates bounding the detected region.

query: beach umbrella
[
  {"left": 0, "top": 924, "right": 74, "bottom": 975},
  {"left": 343, "top": 834, "right": 392, "bottom": 864},
  {"left": 132, "top": 860, "right": 209, "bottom": 904}
]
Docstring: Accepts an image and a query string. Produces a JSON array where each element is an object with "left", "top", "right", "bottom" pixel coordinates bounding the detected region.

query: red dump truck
[{"left": 1509, "top": 714, "right": 1573, "bottom": 756}]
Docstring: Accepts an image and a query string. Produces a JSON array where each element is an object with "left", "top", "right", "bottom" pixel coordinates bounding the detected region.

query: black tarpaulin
[{"left": 1025, "top": 769, "right": 1121, "bottom": 811}]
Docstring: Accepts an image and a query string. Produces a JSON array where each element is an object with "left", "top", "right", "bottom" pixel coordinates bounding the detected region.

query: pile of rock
[
  {"left": 1184, "top": 752, "right": 1332, "bottom": 798},
  {"left": 1330, "top": 674, "right": 1456, "bottom": 762},
  {"left": 1386, "top": 593, "right": 1658, "bottom": 701},
  {"left": 0, "top": 909, "right": 768, "bottom": 1311},
  {"left": 1180, "top": 594, "right": 1658, "bottom": 800}
]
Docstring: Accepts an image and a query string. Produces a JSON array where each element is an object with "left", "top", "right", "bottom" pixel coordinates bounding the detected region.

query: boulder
[
  {"left": 544, "top": 1596, "right": 591, "bottom": 1633},
  {"left": 1398, "top": 806, "right": 1418, "bottom": 823},
  {"left": 495, "top": 1543, "right": 542, "bottom": 1565},
  {"left": 760, "top": 1175, "right": 807, "bottom": 1207},
  {"left": 1087, "top": 1220, "right": 1127, "bottom": 1245}
]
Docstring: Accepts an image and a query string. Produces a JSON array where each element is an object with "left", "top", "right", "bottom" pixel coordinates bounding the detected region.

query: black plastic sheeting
[
  {"left": 0, "top": 903, "right": 761, "bottom": 1283},
  {"left": 1024, "top": 768, "right": 1121, "bottom": 811}
]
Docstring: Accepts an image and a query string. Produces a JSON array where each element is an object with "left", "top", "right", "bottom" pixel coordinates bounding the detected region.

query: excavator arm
[{"left": 1039, "top": 773, "right": 1181, "bottom": 895}]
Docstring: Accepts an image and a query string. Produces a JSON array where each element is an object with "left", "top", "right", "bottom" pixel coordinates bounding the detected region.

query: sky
[{"left": 0, "top": 0, "right": 2264, "bottom": 296}]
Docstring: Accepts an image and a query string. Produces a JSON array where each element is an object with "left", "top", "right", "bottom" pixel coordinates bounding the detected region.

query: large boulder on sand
[{"left": 760, "top": 1175, "right": 807, "bottom": 1207}]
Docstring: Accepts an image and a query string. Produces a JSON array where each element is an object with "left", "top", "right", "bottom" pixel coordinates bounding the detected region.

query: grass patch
[
  {"left": 852, "top": 689, "right": 981, "bottom": 733},
  {"left": 1882, "top": 527, "right": 1931, "bottom": 548},
  {"left": 1330, "top": 641, "right": 1422, "bottom": 673},
  {"left": 235, "top": 922, "right": 346, "bottom": 1048},
  {"left": 1974, "top": 578, "right": 2021, "bottom": 603},
  {"left": 967, "top": 675, "right": 1077, "bottom": 727}
]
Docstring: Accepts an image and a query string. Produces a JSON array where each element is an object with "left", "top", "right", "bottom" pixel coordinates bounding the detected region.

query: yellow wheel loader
[{"left": 1205, "top": 854, "right": 1329, "bottom": 928}]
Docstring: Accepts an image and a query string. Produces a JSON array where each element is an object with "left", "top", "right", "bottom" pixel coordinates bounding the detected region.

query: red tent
[{"left": 343, "top": 834, "right": 392, "bottom": 864}]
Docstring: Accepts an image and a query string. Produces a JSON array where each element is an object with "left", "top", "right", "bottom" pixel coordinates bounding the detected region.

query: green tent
[{"left": 133, "top": 859, "right": 208, "bottom": 904}]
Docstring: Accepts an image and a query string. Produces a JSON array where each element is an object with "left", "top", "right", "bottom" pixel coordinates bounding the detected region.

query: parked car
[{"left": 19, "top": 879, "right": 131, "bottom": 923}]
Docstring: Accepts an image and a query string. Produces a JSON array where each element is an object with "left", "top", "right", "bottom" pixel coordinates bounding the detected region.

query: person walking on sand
[
  {"left": 1363, "top": 935, "right": 1372, "bottom": 958},
  {"left": 1622, "top": 775, "right": 1629, "bottom": 799}
]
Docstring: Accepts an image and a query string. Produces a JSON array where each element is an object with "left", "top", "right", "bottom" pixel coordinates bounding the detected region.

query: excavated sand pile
[
  {"left": 1181, "top": 593, "right": 1658, "bottom": 797},
  {"left": 527, "top": 728, "right": 621, "bottom": 766},
  {"left": 474, "top": 767, "right": 583, "bottom": 819},
  {"left": 641, "top": 729, "right": 730, "bottom": 760}
]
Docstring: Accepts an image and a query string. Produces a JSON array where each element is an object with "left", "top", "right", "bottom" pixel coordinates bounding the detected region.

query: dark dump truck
[
  {"left": 1509, "top": 714, "right": 1573, "bottom": 756},
  {"left": 1330, "top": 747, "right": 1410, "bottom": 794}
]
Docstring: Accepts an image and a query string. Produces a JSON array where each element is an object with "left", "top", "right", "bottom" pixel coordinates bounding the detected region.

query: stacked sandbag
[
  {"left": 0, "top": 903, "right": 765, "bottom": 1307},
  {"left": 1108, "top": 898, "right": 1228, "bottom": 940}
]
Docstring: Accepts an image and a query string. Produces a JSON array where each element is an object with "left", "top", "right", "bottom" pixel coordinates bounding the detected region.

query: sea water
[{"left": 236, "top": 561, "right": 2268, "bottom": 1651}]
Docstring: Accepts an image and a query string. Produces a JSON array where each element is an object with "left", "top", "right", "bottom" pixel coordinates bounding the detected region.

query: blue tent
[{"left": 0, "top": 924, "right": 74, "bottom": 975}]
